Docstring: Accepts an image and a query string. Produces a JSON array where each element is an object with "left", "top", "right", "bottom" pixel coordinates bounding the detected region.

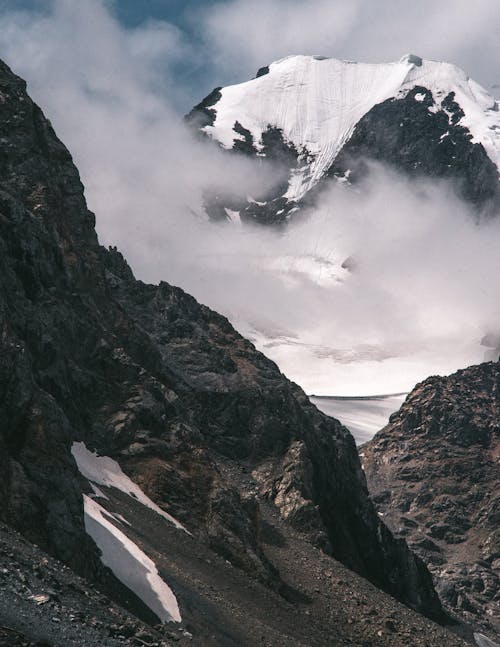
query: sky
[
  {"left": 3, "top": 0, "right": 500, "bottom": 107},
  {"left": 121, "top": 0, "right": 499, "bottom": 100},
  {"left": 0, "top": 0, "right": 499, "bottom": 396}
]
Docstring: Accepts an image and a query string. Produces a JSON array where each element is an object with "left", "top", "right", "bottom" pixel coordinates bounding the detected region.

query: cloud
[
  {"left": 0, "top": 0, "right": 499, "bottom": 396},
  {"left": 198, "top": 0, "right": 362, "bottom": 81},
  {"left": 198, "top": 167, "right": 500, "bottom": 395},
  {"left": 200, "top": 0, "right": 500, "bottom": 92},
  {"left": 0, "top": 0, "right": 281, "bottom": 264}
]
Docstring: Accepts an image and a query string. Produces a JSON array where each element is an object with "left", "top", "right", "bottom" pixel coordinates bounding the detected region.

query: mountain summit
[{"left": 188, "top": 54, "right": 500, "bottom": 223}]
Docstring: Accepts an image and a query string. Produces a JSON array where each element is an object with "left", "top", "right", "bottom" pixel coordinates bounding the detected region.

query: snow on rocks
[
  {"left": 71, "top": 442, "right": 187, "bottom": 532},
  {"left": 83, "top": 496, "right": 181, "bottom": 623},
  {"left": 71, "top": 443, "right": 187, "bottom": 623},
  {"left": 474, "top": 634, "right": 500, "bottom": 647},
  {"left": 204, "top": 54, "right": 500, "bottom": 200}
]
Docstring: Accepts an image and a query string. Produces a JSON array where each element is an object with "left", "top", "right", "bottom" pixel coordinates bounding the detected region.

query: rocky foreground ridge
[
  {"left": 0, "top": 58, "right": 473, "bottom": 645},
  {"left": 363, "top": 362, "right": 500, "bottom": 643}
]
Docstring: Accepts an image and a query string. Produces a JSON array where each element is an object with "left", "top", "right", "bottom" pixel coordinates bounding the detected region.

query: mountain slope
[
  {"left": 188, "top": 54, "right": 500, "bottom": 223},
  {"left": 0, "top": 56, "right": 467, "bottom": 644},
  {"left": 362, "top": 361, "right": 500, "bottom": 642}
]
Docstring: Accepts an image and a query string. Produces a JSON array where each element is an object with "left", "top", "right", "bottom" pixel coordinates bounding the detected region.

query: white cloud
[
  {"left": 199, "top": 0, "right": 362, "bottom": 80},
  {"left": 0, "top": 0, "right": 499, "bottom": 396},
  {"left": 219, "top": 169, "right": 500, "bottom": 395},
  {"left": 200, "top": 0, "right": 500, "bottom": 92},
  {"left": 0, "top": 0, "right": 280, "bottom": 267}
]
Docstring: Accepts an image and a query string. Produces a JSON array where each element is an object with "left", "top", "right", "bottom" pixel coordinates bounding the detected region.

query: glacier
[{"left": 204, "top": 54, "right": 500, "bottom": 202}]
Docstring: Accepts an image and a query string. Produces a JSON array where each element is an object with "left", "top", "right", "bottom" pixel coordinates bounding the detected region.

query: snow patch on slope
[
  {"left": 83, "top": 495, "right": 181, "bottom": 623},
  {"left": 474, "top": 633, "right": 500, "bottom": 647},
  {"left": 71, "top": 442, "right": 187, "bottom": 532},
  {"left": 205, "top": 55, "right": 500, "bottom": 201}
]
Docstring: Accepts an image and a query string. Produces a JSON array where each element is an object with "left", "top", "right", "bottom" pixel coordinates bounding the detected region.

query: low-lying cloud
[
  {"left": 0, "top": 0, "right": 499, "bottom": 395},
  {"left": 162, "top": 167, "right": 500, "bottom": 395}
]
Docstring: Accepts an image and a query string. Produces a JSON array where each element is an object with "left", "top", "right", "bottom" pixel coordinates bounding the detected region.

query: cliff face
[
  {"left": 362, "top": 362, "right": 500, "bottom": 640},
  {"left": 328, "top": 86, "right": 500, "bottom": 210},
  {"left": 0, "top": 57, "right": 446, "bottom": 635}
]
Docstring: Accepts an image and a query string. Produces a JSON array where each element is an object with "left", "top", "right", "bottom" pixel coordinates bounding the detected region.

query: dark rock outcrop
[
  {"left": 198, "top": 123, "right": 301, "bottom": 225},
  {"left": 105, "top": 252, "right": 442, "bottom": 619},
  {"left": 362, "top": 361, "right": 500, "bottom": 640},
  {"left": 184, "top": 87, "right": 222, "bottom": 131},
  {"left": 0, "top": 56, "right": 448, "bottom": 638},
  {"left": 329, "top": 87, "right": 500, "bottom": 212},
  {"left": 255, "top": 66, "right": 270, "bottom": 79}
]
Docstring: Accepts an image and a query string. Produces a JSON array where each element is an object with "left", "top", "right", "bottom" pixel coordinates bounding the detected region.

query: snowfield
[
  {"left": 83, "top": 496, "right": 181, "bottom": 623},
  {"left": 311, "top": 394, "right": 407, "bottom": 444},
  {"left": 205, "top": 54, "right": 500, "bottom": 201},
  {"left": 71, "top": 442, "right": 187, "bottom": 532}
]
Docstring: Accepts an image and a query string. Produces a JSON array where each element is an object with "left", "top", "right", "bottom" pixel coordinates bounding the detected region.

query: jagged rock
[
  {"left": 107, "top": 256, "right": 443, "bottom": 620},
  {"left": 184, "top": 87, "right": 222, "bottom": 132},
  {"left": 363, "top": 361, "right": 500, "bottom": 640},
  {"left": 328, "top": 87, "right": 500, "bottom": 211}
]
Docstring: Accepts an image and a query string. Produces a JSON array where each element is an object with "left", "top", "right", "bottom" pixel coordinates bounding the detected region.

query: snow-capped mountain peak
[{"left": 190, "top": 54, "right": 500, "bottom": 223}]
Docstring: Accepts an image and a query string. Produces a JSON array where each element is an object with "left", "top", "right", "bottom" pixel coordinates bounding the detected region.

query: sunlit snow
[
  {"left": 206, "top": 54, "right": 500, "bottom": 202},
  {"left": 83, "top": 496, "right": 181, "bottom": 623},
  {"left": 71, "top": 442, "right": 187, "bottom": 532}
]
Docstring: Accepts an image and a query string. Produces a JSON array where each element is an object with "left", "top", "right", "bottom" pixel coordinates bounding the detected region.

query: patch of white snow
[
  {"left": 205, "top": 55, "right": 419, "bottom": 199},
  {"left": 71, "top": 442, "right": 187, "bottom": 532},
  {"left": 83, "top": 496, "right": 181, "bottom": 623},
  {"left": 474, "top": 633, "right": 500, "bottom": 647}
]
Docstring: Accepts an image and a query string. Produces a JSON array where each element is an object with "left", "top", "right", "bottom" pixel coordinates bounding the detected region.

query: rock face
[
  {"left": 0, "top": 57, "right": 449, "bottom": 638},
  {"left": 328, "top": 86, "right": 500, "bottom": 210},
  {"left": 362, "top": 362, "right": 500, "bottom": 640},
  {"left": 188, "top": 55, "right": 500, "bottom": 224}
]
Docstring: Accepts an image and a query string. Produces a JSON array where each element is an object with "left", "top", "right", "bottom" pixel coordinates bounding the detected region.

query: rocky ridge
[{"left": 362, "top": 361, "right": 500, "bottom": 642}]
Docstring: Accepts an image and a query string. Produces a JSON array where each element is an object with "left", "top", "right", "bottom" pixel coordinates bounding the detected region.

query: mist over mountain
[
  {"left": 189, "top": 54, "right": 500, "bottom": 223},
  {"left": 1, "top": 2, "right": 498, "bottom": 397},
  {"left": 184, "top": 54, "right": 500, "bottom": 395},
  {"left": 0, "top": 3, "right": 498, "bottom": 646}
]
